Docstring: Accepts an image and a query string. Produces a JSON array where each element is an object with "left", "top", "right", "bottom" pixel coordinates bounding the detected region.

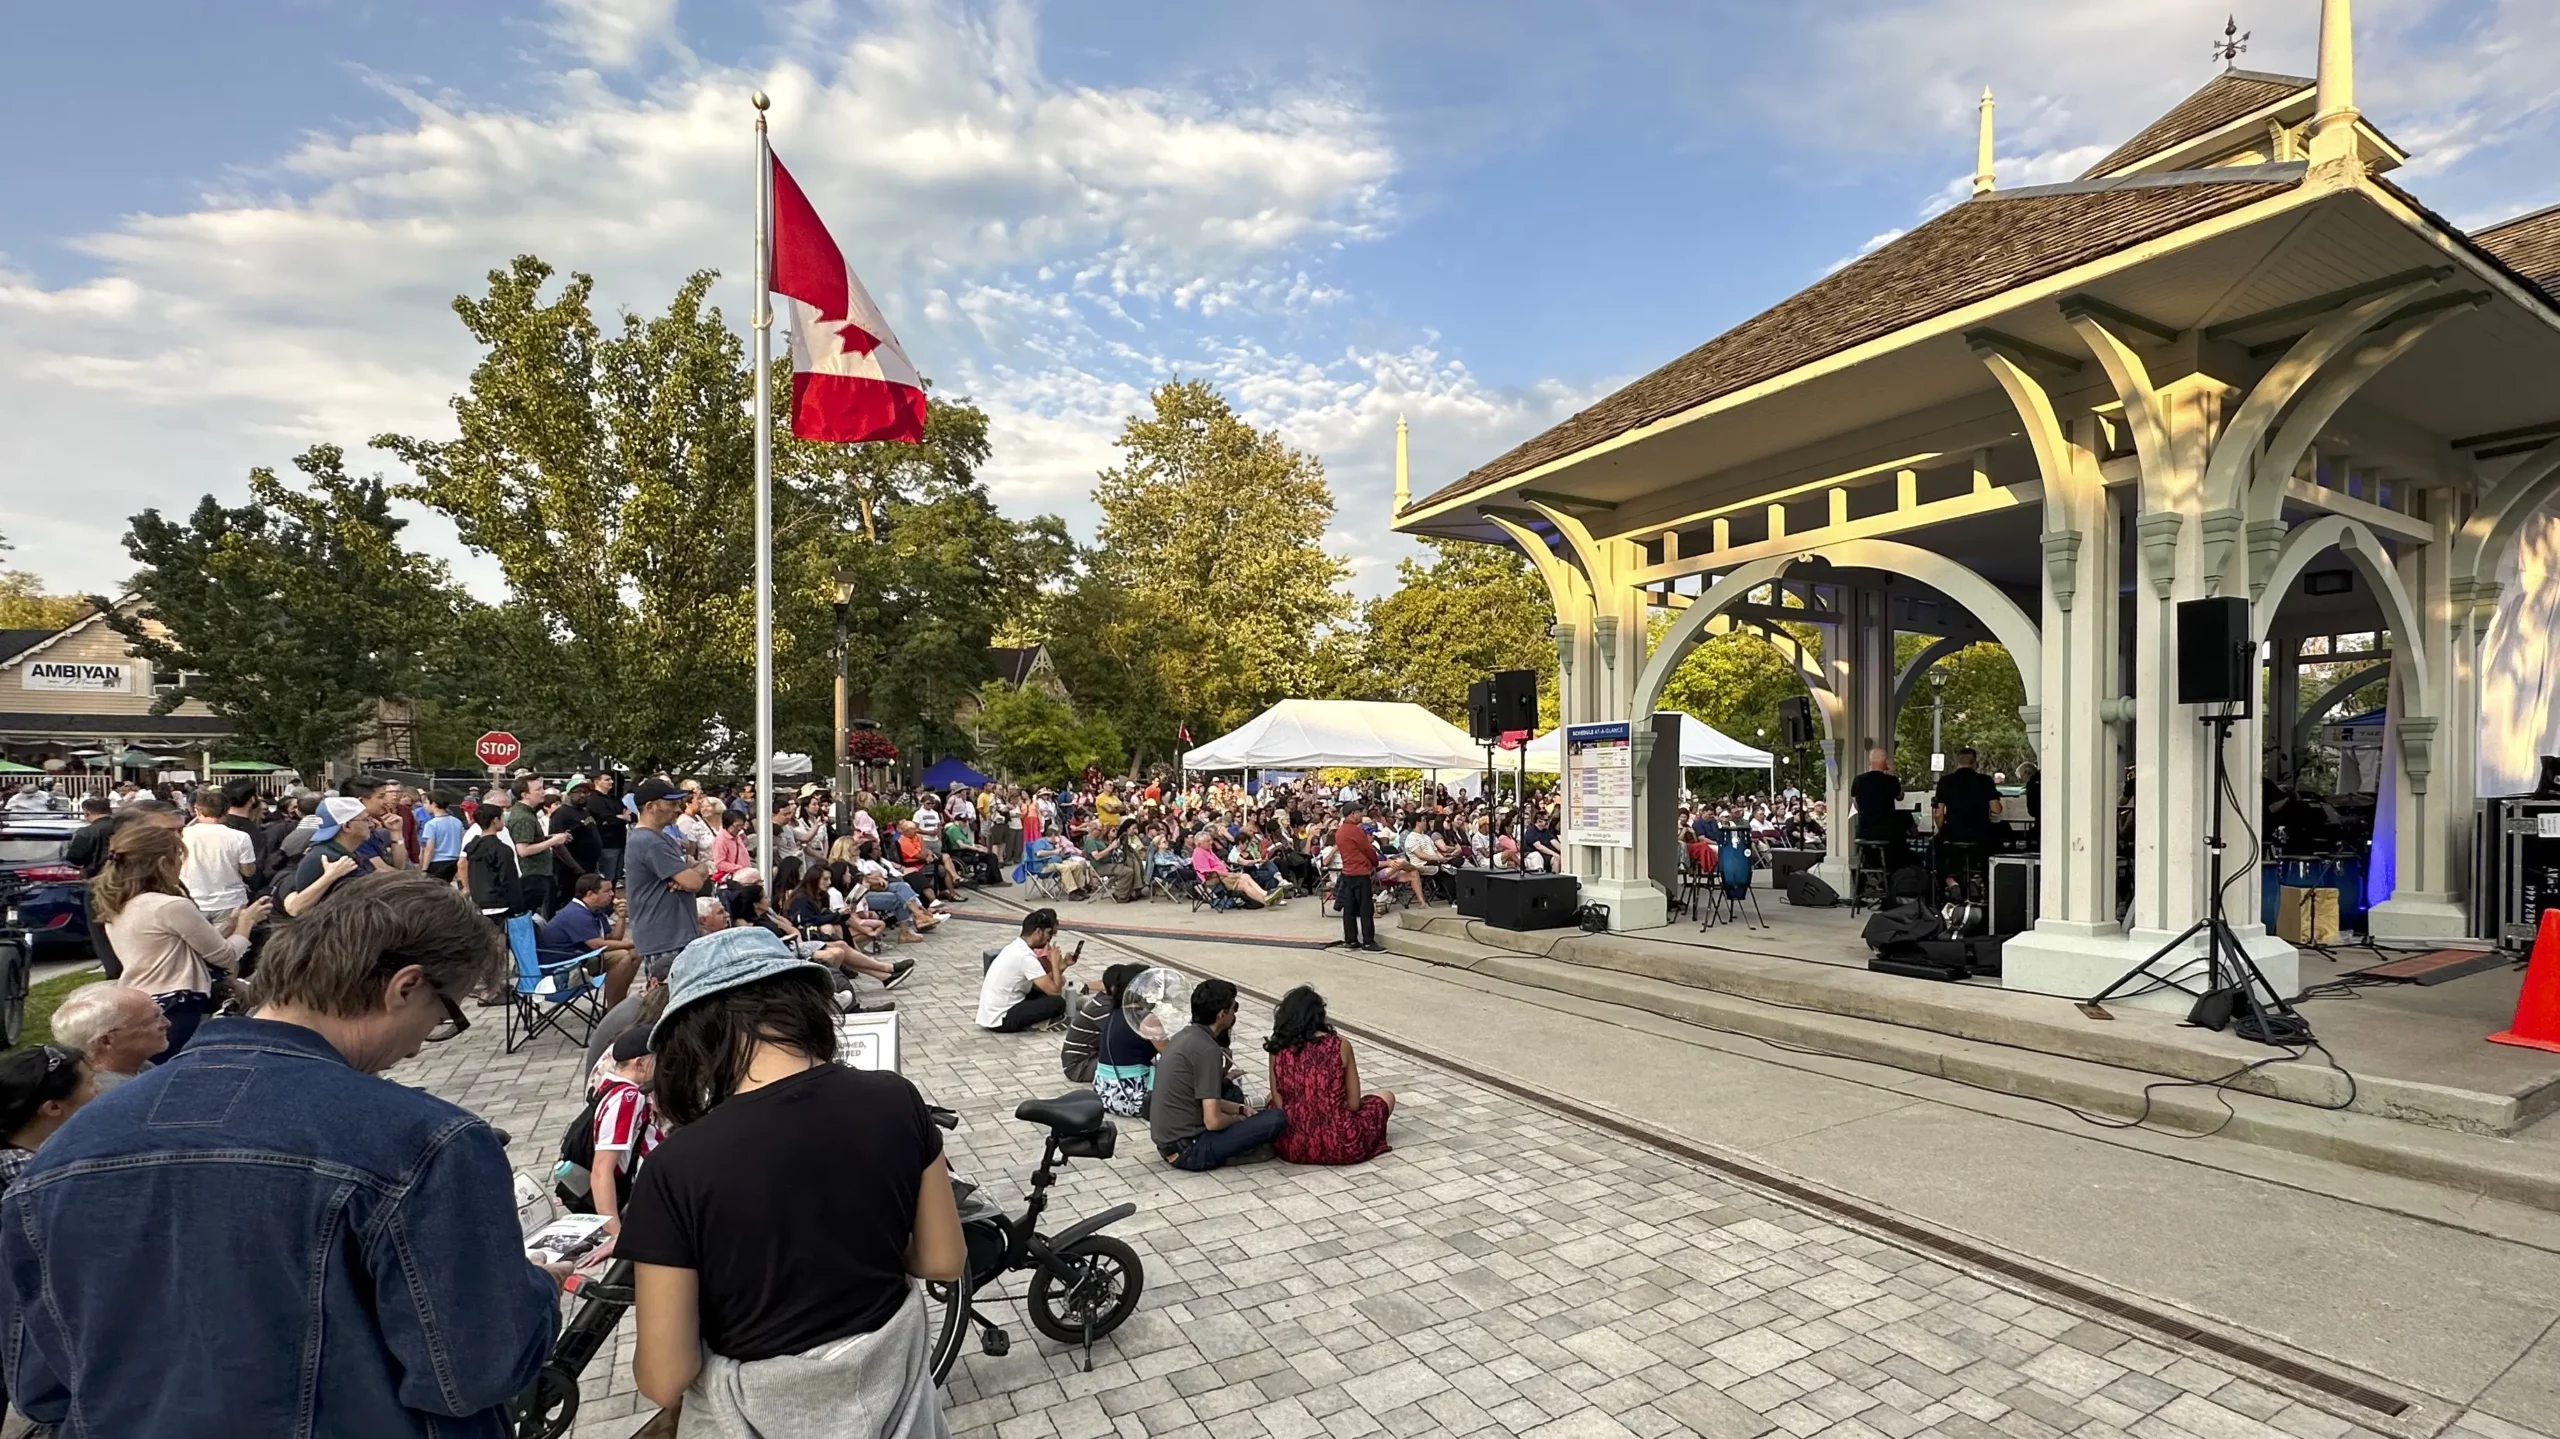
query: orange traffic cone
[{"left": 2489, "top": 909, "right": 2560, "bottom": 1052}]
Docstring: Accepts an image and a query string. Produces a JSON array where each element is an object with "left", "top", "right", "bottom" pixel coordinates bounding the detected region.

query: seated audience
[
  {"left": 1090, "top": 965, "right": 1160, "bottom": 1118},
  {"left": 1190, "top": 833, "right": 1274, "bottom": 908},
  {"left": 44, "top": 984, "right": 169, "bottom": 1094},
  {"left": 1150, "top": 979, "right": 1285, "bottom": 1171},
  {"left": 976, "top": 908, "right": 1083, "bottom": 1033},
  {"left": 1061, "top": 962, "right": 1141, "bottom": 1084},
  {"left": 1265, "top": 986, "right": 1394, "bottom": 1166},
  {"left": 544, "top": 872, "right": 641, "bottom": 1011}
]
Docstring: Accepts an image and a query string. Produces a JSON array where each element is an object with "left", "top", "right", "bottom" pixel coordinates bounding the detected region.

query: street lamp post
[
  {"left": 1757, "top": 727, "right": 1772, "bottom": 802},
  {"left": 832, "top": 568, "right": 856, "bottom": 803},
  {"left": 1929, "top": 666, "right": 1949, "bottom": 776}
]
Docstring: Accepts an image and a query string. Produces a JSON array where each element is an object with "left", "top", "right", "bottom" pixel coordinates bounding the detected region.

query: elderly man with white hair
[{"left": 46, "top": 983, "right": 171, "bottom": 1093}]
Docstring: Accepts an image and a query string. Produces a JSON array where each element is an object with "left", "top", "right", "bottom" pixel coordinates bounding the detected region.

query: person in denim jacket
[{"left": 1, "top": 871, "right": 559, "bottom": 1437}]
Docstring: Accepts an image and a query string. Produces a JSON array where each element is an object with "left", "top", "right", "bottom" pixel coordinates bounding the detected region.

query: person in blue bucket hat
[{"left": 618, "top": 926, "right": 965, "bottom": 1434}]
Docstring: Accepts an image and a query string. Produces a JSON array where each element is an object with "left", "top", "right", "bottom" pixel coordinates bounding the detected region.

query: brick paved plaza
[{"left": 396, "top": 916, "right": 2425, "bottom": 1439}]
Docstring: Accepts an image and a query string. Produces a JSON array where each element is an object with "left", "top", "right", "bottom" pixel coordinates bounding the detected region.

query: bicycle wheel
[
  {"left": 1027, "top": 1235, "right": 1143, "bottom": 1346},
  {"left": 925, "top": 1272, "right": 975, "bottom": 1383}
]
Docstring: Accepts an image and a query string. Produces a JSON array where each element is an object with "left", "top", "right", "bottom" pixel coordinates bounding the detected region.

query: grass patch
[{"left": 19, "top": 966, "right": 106, "bottom": 1050}]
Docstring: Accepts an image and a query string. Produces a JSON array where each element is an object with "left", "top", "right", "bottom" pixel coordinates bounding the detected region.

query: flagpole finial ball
[{"left": 751, "top": 90, "right": 770, "bottom": 111}]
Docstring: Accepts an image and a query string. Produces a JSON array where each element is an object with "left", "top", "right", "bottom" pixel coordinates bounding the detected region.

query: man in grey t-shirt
[
  {"left": 1150, "top": 979, "right": 1284, "bottom": 1171},
  {"left": 624, "top": 778, "right": 708, "bottom": 980}
]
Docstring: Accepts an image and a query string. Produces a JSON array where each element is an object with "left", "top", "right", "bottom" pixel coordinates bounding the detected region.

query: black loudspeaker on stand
[{"left": 2083, "top": 599, "right": 2311, "bottom": 1047}]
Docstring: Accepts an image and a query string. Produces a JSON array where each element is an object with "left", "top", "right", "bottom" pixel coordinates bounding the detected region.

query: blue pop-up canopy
[{"left": 919, "top": 757, "right": 992, "bottom": 791}]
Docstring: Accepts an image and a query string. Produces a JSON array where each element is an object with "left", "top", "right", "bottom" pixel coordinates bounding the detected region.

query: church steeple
[
  {"left": 2308, "top": 0, "right": 2360, "bottom": 166},
  {"left": 1973, "top": 88, "right": 1996, "bottom": 196},
  {"left": 1393, "top": 413, "right": 1410, "bottom": 513}
]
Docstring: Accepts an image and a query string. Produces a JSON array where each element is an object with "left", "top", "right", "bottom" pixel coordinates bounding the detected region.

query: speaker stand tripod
[{"left": 2081, "top": 710, "right": 2313, "bottom": 1047}]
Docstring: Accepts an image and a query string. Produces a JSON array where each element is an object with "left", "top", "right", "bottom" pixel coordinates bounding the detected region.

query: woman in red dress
[{"left": 1264, "top": 987, "right": 1394, "bottom": 1165}]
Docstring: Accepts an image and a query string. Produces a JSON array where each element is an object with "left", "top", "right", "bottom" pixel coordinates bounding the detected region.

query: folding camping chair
[
  {"left": 502, "top": 913, "right": 610, "bottom": 1055},
  {"left": 1013, "top": 840, "right": 1068, "bottom": 902}
]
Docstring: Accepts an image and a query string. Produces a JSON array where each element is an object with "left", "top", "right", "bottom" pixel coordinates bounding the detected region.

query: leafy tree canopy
[{"left": 109, "top": 445, "right": 455, "bottom": 772}]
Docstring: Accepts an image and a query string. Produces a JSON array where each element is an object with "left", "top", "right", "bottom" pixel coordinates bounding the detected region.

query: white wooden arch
[
  {"left": 1632, "top": 540, "right": 2042, "bottom": 719},
  {"left": 2253, "top": 514, "right": 2432, "bottom": 704},
  {"left": 2458, "top": 437, "right": 2560, "bottom": 586}
]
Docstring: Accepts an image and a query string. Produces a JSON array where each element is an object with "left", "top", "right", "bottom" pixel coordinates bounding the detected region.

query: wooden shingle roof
[
  {"left": 1410, "top": 173, "right": 2298, "bottom": 513},
  {"left": 2080, "top": 70, "right": 2310, "bottom": 179},
  {"left": 2477, "top": 203, "right": 2560, "bottom": 302}
]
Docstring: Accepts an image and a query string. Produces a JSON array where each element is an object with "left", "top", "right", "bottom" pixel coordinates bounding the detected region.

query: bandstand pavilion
[{"left": 1392, "top": 0, "right": 2560, "bottom": 1005}]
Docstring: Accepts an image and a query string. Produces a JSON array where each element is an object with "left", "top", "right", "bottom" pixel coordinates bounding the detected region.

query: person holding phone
[{"left": 973, "top": 908, "right": 1085, "bottom": 1033}]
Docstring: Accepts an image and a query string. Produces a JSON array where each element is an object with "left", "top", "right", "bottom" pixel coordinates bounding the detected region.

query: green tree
[
  {"left": 969, "top": 679, "right": 1125, "bottom": 785},
  {"left": 381, "top": 256, "right": 760, "bottom": 772},
  {"left": 0, "top": 532, "right": 84, "bottom": 631},
  {"left": 1051, "top": 380, "right": 1350, "bottom": 766},
  {"left": 109, "top": 445, "right": 456, "bottom": 771},
  {"left": 1656, "top": 619, "right": 1815, "bottom": 796},
  {"left": 1337, "top": 540, "right": 1558, "bottom": 725},
  {"left": 777, "top": 397, "right": 1072, "bottom": 768},
  {"left": 1890, "top": 637, "right": 2029, "bottom": 779}
]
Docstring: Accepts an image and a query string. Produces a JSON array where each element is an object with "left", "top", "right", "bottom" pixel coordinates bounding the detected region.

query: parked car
[{"left": 0, "top": 816, "right": 91, "bottom": 958}]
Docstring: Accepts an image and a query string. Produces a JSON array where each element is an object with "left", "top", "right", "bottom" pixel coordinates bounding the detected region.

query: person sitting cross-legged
[
  {"left": 975, "top": 907, "right": 1085, "bottom": 1033},
  {"left": 1265, "top": 985, "right": 1393, "bottom": 1166},
  {"left": 1151, "top": 979, "right": 1286, "bottom": 1172}
]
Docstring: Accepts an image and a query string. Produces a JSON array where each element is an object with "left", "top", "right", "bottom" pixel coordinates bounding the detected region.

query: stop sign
[{"left": 474, "top": 731, "right": 522, "bottom": 768}]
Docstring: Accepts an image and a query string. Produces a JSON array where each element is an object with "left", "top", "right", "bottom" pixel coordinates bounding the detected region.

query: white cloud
[
  {"left": 548, "top": 0, "right": 689, "bottom": 70},
  {"left": 0, "top": 0, "right": 1455, "bottom": 600}
]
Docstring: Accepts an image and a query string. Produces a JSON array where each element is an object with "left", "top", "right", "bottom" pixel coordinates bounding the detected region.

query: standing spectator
[
  {"left": 45, "top": 983, "right": 169, "bottom": 1094},
  {"left": 1265, "top": 986, "right": 1394, "bottom": 1166},
  {"left": 1333, "top": 801, "right": 1381, "bottom": 952},
  {"left": 621, "top": 929, "right": 964, "bottom": 1426},
  {"left": 421, "top": 789, "right": 468, "bottom": 882},
  {"left": 1150, "top": 979, "right": 1285, "bottom": 1171},
  {"left": 180, "top": 788, "right": 257, "bottom": 930},
  {"left": 626, "top": 778, "right": 711, "bottom": 985},
  {"left": 0, "top": 1045, "right": 99, "bottom": 1190},
  {"left": 1, "top": 872, "right": 558, "bottom": 1436},
  {"left": 550, "top": 779, "right": 603, "bottom": 892},
  {"left": 218, "top": 778, "right": 273, "bottom": 890},
  {"left": 710, "top": 811, "right": 753, "bottom": 886},
  {"left": 341, "top": 775, "right": 410, "bottom": 871},
  {"left": 583, "top": 773, "right": 630, "bottom": 883},
  {"left": 460, "top": 800, "right": 524, "bottom": 923},
  {"left": 93, "top": 823, "right": 270, "bottom": 1060},
  {"left": 279, "top": 797, "right": 376, "bottom": 918},
  {"left": 507, "top": 775, "right": 562, "bottom": 917},
  {"left": 675, "top": 791, "right": 721, "bottom": 865},
  {"left": 64, "top": 795, "right": 115, "bottom": 876},
  {"left": 975, "top": 908, "right": 1081, "bottom": 1033}
]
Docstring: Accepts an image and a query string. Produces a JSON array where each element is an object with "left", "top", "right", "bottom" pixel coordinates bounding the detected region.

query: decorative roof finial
[
  {"left": 2309, "top": 0, "right": 2359, "bottom": 165},
  {"left": 2210, "top": 16, "right": 2250, "bottom": 69},
  {"left": 1393, "top": 413, "right": 1410, "bottom": 513},
  {"left": 1973, "top": 88, "right": 1996, "bottom": 196}
]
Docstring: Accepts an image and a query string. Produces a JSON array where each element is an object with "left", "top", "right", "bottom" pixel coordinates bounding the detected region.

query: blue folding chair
[
  {"left": 1012, "top": 838, "right": 1068, "bottom": 901},
  {"left": 502, "top": 913, "right": 609, "bottom": 1055}
]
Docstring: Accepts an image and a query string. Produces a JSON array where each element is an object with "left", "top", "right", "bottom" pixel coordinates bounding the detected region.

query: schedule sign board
[{"left": 1564, "top": 721, "right": 1633, "bottom": 848}]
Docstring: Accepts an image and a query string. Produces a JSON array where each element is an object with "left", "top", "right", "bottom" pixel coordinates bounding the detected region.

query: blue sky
[{"left": 3, "top": 0, "right": 2553, "bottom": 599}]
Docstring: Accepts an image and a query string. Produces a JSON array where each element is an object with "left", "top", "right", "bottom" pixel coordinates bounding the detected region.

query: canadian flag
[{"left": 769, "top": 152, "right": 927, "bottom": 444}]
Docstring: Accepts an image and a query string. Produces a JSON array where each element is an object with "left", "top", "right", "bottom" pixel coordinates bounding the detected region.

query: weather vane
[{"left": 2210, "top": 15, "right": 2250, "bottom": 68}]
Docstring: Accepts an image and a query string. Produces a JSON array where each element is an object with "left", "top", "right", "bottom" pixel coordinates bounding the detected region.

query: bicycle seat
[{"left": 1016, "top": 1092, "right": 1106, "bottom": 1135}]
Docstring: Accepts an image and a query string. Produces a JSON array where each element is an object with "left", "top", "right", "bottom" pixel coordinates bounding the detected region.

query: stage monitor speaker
[
  {"left": 1481, "top": 872, "right": 1580, "bottom": 930},
  {"left": 1467, "top": 680, "right": 1498, "bottom": 741},
  {"left": 2176, "top": 596, "right": 2253, "bottom": 705},
  {"left": 1776, "top": 696, "right": 1815, "bottom": 744},
  {"left": 1491, "top": 669, "right": 1538, "bottom": 733}
]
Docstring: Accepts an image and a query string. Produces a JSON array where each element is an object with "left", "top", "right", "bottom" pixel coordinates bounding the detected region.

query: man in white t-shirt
[
  {"left": 180, "top": 790, "right": 257, "bottom": 927},
  {"left": 974, "top": 908, "right": 1082, "bottom": 1032}
]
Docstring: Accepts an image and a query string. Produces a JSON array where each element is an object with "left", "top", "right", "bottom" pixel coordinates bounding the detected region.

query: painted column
[
  {"left": 2370, "top": 482, "right": 2467, "bottom": 940},
  {"left": 2028, "top": 419, "right": 2119, "bottom": 939}
]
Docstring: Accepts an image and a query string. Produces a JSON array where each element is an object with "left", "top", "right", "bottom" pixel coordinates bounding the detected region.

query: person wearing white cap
[
  {"left": 623, "top": 928, "right": 963, "bottom": 1431},
  {"left": 279, "top": 796, "right": 378, "bottom": 918}
]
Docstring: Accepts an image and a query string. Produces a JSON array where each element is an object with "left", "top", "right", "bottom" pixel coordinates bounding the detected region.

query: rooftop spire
[
  {"left": 1973, "top": 88, "right": 1996, "bottom": 196},
  {"left": 1393, "top": 413, "right": 1410, "bottom": 512},
  {"left": 2309, "top": 0, "right": 2358, "bottom": 164}
]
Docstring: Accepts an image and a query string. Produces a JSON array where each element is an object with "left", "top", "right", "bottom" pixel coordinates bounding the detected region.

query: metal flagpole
[{"left": 751, "top": 91, "right": 776, "bottom": 885}]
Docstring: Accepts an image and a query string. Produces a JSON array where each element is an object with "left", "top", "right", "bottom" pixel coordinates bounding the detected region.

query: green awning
[
  {"left": 111, "top": 747, "right": 160, "bottom": 768},
  {"left": 208, "top": 759, "right": 287, "bottom": 773},
  {"left": 0, "top": 759, "right": 40, "bottom": 774}
]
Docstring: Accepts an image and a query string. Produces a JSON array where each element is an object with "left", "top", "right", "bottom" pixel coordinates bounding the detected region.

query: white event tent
[
  {"left": 1514, "top": 712, "right": 1772, "bottom": 772},
  {"left": 1182, "top": 699, "right": 1488, "bottom": 773}
]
